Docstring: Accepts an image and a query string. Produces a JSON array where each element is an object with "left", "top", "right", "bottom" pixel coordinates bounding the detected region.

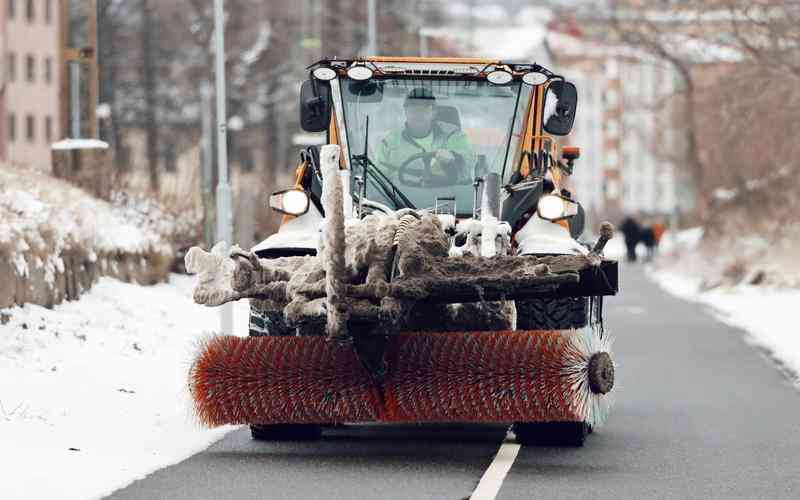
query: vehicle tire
[
  {"left": 512, "top": 421, "right": 589, "bottom": 447},
  {"left": 248, "top": 304, "right": 293, "bottom": 337},
  {"left": 515, "top": 297, "right": 587, "bottom": 330},
  {"left": 250, "top": 424, "right": 322, "bottom": 441}
]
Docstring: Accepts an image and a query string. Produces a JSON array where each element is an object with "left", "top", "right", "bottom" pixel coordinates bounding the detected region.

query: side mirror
[
  {"left": 299, "top": 79, "right": 331, "bottom": 133},
  {"left": 543, "top": 80, "right": 577, "bottom": 136}
]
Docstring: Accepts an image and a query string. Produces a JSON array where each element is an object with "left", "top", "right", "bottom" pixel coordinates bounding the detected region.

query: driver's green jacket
[{"left": 375, "top": 121, "right": 475, "bottom": 181}]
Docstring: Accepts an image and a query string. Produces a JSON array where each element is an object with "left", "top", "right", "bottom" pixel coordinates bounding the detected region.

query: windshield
[{"left": 341, "top": 78, "right": 530, "bottom": 215}]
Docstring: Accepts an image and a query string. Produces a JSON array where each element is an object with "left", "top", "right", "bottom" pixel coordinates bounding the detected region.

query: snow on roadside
[
  {"left": 649, "top": 256, "right": 800, "bottom": 384},
  {"left": 0, "top": 274, "right": 249, "bottom": 500}
]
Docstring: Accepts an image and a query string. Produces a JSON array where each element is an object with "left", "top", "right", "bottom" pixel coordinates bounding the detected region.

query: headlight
[
  {"left": 269, "top": 189, "right": 310, "bottom": 215},
  {"left": 486, "top": 69, "right": 513, "bottom": 85},
  {"left": 346, "top": 65, "right": 374, "bottom": 81},
  {"left": 537, "top": 194, "right": 579, "bottom": 221}
]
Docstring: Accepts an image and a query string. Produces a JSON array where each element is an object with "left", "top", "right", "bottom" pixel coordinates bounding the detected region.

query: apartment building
[
  {"left": 2, "top": 0, "right": 61, "bottom": 170},
  {"left": 547, "top": 29, "right": 681, "bottom": 225}
]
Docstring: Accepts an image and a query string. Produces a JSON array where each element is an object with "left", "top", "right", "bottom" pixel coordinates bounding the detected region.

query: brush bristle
[
  {"left": 383, "top": 330, "right": 587, "bottom": 423},
  {"left": 189, "top": 330, "right": 615, "bottom": 427},
  {"left": 561, "top": 326, "right": 615, "bottom": 428},
  {"left": 189, "top": 335, "right": 383, "bottom": 427}
]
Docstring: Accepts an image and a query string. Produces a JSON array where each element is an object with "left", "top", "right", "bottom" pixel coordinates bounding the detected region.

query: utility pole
[
  {"left": 142, "top": 0, "right": 159, "bottom": 192},
  {"left": 367, "top": 0, "right": 376, "bottom": 55},
  {"left": 468, "top": 0, "right": 475, "bottom": 52},
  {"left": 200, "top": 80, "right": 214, "bottom": 249},
  {"left": 214, "top": 0, "right": 233, "bottom": 335}
]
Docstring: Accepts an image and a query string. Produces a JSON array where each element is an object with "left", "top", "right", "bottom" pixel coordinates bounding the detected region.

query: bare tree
[{"left": 605, "top": 0, "right": 799, "bottom": 238}]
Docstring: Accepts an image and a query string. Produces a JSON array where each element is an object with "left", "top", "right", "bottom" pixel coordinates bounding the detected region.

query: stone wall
[{"left": 0, "top": 248, "right": 173, "bottom": 310}]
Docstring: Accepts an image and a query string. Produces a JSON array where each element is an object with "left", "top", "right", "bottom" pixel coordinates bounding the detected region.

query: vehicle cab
[{"left": 254, "top": 57, "right": 585, "bottom": 259}]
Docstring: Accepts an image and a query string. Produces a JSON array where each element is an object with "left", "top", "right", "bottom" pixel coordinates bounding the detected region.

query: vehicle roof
[{"left": 311, "top": 56, "right": 546, "bottom": 70}]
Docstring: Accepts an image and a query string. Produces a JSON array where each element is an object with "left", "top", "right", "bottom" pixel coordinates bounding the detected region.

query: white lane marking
[{"left": 470, "top": 433, "right": 521, "bottom": 500}]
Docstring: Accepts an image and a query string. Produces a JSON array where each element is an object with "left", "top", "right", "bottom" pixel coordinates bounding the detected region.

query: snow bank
[
  {"left": 0, "top": 274, "right": 250, "bottom": 500},
  {"left": 1, "top": 165, "right": 186, "bottom": 262},
  {"left": 0, "top": 164, "right": 201, "bottom": 308},
  {"left": 51, "top": 139, "right": 109, "bottom": 150}
]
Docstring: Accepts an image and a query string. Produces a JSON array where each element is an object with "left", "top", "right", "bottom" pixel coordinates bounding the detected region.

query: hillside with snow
[
  {"left": 1, "top": 164, "right": 202, "bottom": 309},
  {"left": 0, "top": 274, "right": 249, "bottom": 500}
]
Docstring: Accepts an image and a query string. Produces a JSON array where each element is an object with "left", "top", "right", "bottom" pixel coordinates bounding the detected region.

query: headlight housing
[
  {"left": 537, "top": 194, "right": 579, "bottom": 221},
  {"left": 269, "top": 189, "right": 310, "bottom": 216}
]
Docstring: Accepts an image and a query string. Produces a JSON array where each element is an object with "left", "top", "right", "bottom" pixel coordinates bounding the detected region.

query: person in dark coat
[
  {"left": 640, "top": 225, "right": 656, "bottom": 262},
  {"left": 619, "top": 216, "right": 641, "bottom": 262}
]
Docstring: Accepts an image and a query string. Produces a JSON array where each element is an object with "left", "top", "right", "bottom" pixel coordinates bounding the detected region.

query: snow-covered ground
[
  {"left": 0, "top": 274, "right": 249, "bottom": 500},
  {"left": 647, "top": 229, "right": 800, "bottom": 384}
]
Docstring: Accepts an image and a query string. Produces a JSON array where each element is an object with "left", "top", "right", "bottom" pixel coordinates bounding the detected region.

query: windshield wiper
[
  {"left": 351, "top": 116, "right": 416, "bottom": 211},
  {"left": 351, "top": 154, "right": 416, "bottom": 211}
]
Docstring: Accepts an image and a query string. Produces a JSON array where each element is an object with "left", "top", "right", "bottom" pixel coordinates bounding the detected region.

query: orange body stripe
[{"left": 365, "top": 56, "right": 500, "bottom": 65}]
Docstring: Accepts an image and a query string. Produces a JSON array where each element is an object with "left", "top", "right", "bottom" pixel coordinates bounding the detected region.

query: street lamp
[{"left": 214, "top": 0, "right": 233, "bottom": 335}]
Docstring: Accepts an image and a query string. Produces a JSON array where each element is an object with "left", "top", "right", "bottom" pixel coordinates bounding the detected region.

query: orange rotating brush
[{"left": 189, "top": 329, "right": 614, "bottom": 427}]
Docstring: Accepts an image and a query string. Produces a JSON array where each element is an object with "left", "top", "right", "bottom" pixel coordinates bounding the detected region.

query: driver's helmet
[{"left": 404, "top": 87, "right": 436, "bottom": 107}]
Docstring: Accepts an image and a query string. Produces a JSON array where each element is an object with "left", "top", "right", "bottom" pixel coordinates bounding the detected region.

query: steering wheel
[{"left": 397, "top": 151, "right": 456, "bottom": 188}]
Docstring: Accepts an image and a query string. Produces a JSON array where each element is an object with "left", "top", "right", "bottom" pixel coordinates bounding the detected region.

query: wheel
[
  {"left": 250, "top": 424, "right": 322, "bottom": 441},
  {"left": 515, "top": 297, "right": 587, "bottom": 330},
  {"left": 248, "top": 304, "right": 293, "bottom": 337},
  {"left": 513, "top": 421, "right": 590, "bottom": 447}
]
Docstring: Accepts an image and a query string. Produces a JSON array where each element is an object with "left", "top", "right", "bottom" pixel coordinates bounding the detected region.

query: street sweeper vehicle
[{"left": 185, "top": 57, "right": 618, "bottom": 447}]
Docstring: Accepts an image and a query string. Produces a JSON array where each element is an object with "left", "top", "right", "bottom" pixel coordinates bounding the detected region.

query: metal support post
[{"left": 214, "top": 0, "right": 233, "bottom": 335}]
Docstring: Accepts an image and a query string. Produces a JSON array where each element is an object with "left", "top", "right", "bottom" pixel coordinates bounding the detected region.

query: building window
[
  {"left": 45, "top": 116, "right": 53, "bottom": 142},
  {"left": 8, "top": 113, "right": 16, "bottom": 142},
  {"left": 26, "top": 54, "right": 35, "bottom": 82},
  {"left": 7, "top": 53, "right": 15, "bottom": 82},
  {"left": 26, "top": 114, "right": 35, "bottom": 142},
  {"left": 44, "top": 57, "right": 52, "bottom": 84},
  {"left": 25, "top": 0, "right": 33, "bottom": 21},
  {"left": 7, "top": 0, "right": 14, "bottom": 19},
  {"left": 45, "top": 0, "right": 52, "bottom": 23}
]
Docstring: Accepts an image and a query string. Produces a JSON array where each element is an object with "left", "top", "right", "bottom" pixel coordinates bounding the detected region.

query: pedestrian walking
[
  {"left": 641, "top": 226, "right": 656, "bottom": 262},
  {"left": 620, "top": 216, "right": 641, "bottom": 262}
]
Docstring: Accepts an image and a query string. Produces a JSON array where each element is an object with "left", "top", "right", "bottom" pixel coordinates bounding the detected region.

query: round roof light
[
  {"left": 522, "top": 71, "right": 549, "bottom": 85},
  {"left": 486, "top": 70, "right": 513, "bottom": 85},
  {"left": 312, "top": 67, "right": 337, "bottom": 81},
  {"left": 347, "top": 65, "right": 374, "bottom": 81}
]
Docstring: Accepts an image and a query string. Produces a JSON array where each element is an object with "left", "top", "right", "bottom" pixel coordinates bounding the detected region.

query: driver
[{"left": 376, "top": 87, "right": 475, "bottom": 184}]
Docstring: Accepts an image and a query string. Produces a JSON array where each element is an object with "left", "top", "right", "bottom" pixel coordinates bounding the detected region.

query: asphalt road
[{"left": 106, "top": 265, "right": 800, "bottom": 500}]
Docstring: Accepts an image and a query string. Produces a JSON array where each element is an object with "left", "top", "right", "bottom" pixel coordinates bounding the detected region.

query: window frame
[
  {"left": 44, "top": 56, "right": 52, "bottom": 84},
  {"left": 7, "top": 52, "right": 16, "bottom": 82},
  {"left": 25, "top": 53, "right": 35, "bottom": 83},
  {"left": 9, "top": 113, "right": 17, "bottom": 142},
  {"left": 45, "top": 115, "right": 53, "bottom": 142},
  {"left": 26, "top": 114, "right": 36, "bottom": 142}
]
